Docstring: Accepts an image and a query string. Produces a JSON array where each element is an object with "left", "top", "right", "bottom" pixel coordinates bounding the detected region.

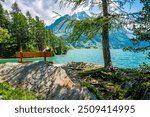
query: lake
[{"left": 0, "top": 49, "right": 149, "bottom": 68}]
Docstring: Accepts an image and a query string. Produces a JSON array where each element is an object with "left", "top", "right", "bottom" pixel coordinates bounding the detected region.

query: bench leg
[
  {"left": 44, "top": 52, "right": 46, "bottom": 62},
  {"left": 20, "top": 52, "right": 23, "bottom": 63}
]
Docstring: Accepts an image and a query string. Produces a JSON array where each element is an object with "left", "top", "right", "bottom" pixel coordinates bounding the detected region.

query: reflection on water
[{"left": 0, "top": 49, "right": 149, "bottom": 68}]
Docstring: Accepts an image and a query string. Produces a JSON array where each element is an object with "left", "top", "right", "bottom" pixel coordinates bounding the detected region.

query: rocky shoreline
[
  {"left": 0, "top": 61, "right": 99, "bottom": 100},
  {"left": 0, "top": 61, "right": 149, "bottom": 100}
]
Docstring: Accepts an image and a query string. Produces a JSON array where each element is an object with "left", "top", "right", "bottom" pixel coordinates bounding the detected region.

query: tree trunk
[{"left": 102, "top": 0, "right": 112, "bottom": 68}]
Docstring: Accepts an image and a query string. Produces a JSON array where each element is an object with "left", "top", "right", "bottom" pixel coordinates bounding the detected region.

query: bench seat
[{"left": 16, "top": 51, "right": 52, "bottom": 63}]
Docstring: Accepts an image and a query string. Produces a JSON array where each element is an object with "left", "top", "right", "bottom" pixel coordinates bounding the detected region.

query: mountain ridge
[{"left": 47, "top": 11, "right": 134, "bottom": 49}]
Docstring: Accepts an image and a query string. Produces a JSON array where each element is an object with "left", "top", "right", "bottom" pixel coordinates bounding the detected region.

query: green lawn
[{"left": 0, "top": 82, "right": 44, "bottom": 100}]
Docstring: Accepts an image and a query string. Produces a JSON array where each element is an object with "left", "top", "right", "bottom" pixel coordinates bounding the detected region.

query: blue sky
[
  {"left": 124, "top": 0, "right": 143, "bottom": 13},
  {"left": 1, "top": 0, "right": 143, "bottom": 25}
]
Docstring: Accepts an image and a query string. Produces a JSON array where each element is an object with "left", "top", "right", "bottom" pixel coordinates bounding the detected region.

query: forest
[{"left": 0, "top": 2, "right": 69, "bottom": 58}]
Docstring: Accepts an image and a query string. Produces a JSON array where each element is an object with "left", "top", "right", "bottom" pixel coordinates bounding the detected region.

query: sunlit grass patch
[{"left": 0, "top": 82, "right": 44, "bottom": 100}]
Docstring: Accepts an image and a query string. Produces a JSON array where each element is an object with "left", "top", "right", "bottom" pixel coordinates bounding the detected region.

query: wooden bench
[{"left": 16, "top": 51, "right": 53, "bottom": 63}]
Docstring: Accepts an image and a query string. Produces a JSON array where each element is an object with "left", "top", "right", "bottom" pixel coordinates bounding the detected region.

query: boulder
[
  {"left": 0, "top": 61, "right": 96, "bottom": 100},
  {"left": 63, "top": 62, "right": 102, "bottom": 70},
  {"left": 0, "top": 96, "right": 3, "bottom": 100},
  {"left": 121, "top": 80, "right": 136, "bottom": 89}
]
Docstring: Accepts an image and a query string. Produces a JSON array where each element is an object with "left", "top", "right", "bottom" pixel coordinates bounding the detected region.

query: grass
[
  {"left": 78, "top": 67, "right": 150, "bottom": 100},
  {"left": 0, "top": 82, "right": 44, "bottom": 100},
  {"left": 81, "top": 81, "right": 104, "bottom": 100}
]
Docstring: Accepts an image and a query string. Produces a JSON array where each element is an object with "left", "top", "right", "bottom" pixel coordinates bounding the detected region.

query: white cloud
[
  {"left": 0, "top": 0, "right": 142, "bottom": 25},
  {"left": 1, "top": 0, "right": 89, "bottom": 25}
]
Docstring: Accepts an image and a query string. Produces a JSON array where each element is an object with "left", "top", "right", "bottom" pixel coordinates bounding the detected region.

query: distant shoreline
[
  {"left": 70, "top": 48, "right": 102, "bottom": 50},
  {"left": 70, "top": 48, "right": 124, "bottom": 50}
]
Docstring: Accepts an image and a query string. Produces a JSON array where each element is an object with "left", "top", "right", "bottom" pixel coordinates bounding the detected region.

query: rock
[
  {"left": 143, "top": 92, "right": 150, "bottom": 100},
  {"left": 61, "top": 62, "right": 102, "bottom": 83},
  {"left": 145, "top": 70, "right": 150, "bottom": 74},
  {"left": 121, "top": 80, "right": 136, "bottom": 89},
  {"left": 0, "top": 61, "right": 97, "bottom": 100},
  {"left": 63, "top": 62, "right": 102, "bottom": 70},
  {"left": 142, "top": 88, "right": 150, "bottom": 100},
  {"left": 0, "top": 96, "right": 3, "bottom": 100}
]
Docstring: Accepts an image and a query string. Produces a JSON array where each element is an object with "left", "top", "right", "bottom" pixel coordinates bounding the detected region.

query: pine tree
[
  {"left": 0, "top": 1, "right": 68, "bottom": 57},
  {"left": 56, "top": 0, "right": 135, "bottom": 68},
  {"left": 101, "top": 0, "right": 112, "bottom": 68},
  {"left": 26, "top": 11, "right": 37, "bottom": 51},
  {"left": 124, "top": 0, "right": 150, "bottom": 58},
  {"left": 0, "top": 3, "right": 9, "bottom": 29},
  {"left": 34, "top": 16, "right": 47, "bottom": 51},
  {"left": 10, "top": 2, "right": 30, "bottom": 51},
  {"left": 0, "top": 3, "right": 11, "bottom": 57},
  {"left": 46, "top": 29, "right": 57, "bottom": 55}
]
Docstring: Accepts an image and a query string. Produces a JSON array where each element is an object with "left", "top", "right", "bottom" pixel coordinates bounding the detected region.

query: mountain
[
  {"left": 47, "top": 11, "right": 89, "bottom": 32},
  {"left": 47, "top": 11, "right": 135, "bottom": 49}
]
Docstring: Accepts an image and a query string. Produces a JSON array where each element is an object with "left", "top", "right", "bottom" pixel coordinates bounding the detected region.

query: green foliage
[
  {"left": 0, "top": 27, "right": 11, "bottom": 57},
  {"left": 11, "top": 2, "right": 21, "bottom": 14},
  {"left": 0, "top": 2, "right": 68, "bottom": 58},
  {"left": 78, "top": 66, "right": 150, "bottom": 100},
  {"left": 11, "top": 11, "right": 30, "bottom": 51},
  {"left": 0, "top": 3, "right": 9, "bottom": 29},
  {"left": 61, "top": 0, "right": 89, "bottom": 10},
  {"left": 67, "top": 16, "right": 112, "bottom": 42},
  {"left": 0, "top": 82, "right": 44, "bottom": 100},
  {"left": 0, "top": 27, "right": 10, "bottom": 42},
  {"left": 55, "top": 36, "right": 69, "bottom": 54},
  {"left": 80, "top": 81, "right": 104, "bottom": 100},
  {"left": 126, "top": 0, "right": 150, "bottom": 56},
  {"left": 57, "top": 0, "right": 137, "bottom": 68},
  {"left": 34, "top": 16, "right": 46, "bottom": 51},
  {"left": 124, "top": 78, "right": 150, "bottom": 100},
  {"left": 139, "top": 62, "right": 150, "bottom": 69}
]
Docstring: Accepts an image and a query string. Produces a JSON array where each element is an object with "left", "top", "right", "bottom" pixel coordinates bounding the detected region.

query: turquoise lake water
[{"left": 0, "top": 49, "right": 149, "bottom": 68}]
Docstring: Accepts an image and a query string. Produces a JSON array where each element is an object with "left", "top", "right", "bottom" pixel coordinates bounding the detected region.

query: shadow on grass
[{"left": 78, "top": 67, "right": 150, "bottom": 100}]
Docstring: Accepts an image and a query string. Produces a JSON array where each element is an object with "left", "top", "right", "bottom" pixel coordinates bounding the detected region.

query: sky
[
  {"left": 123, "top": 0, "right": 143, "bottom": 13},
  {"left": 0, "top": 0, "right": 143, "bottom": 25}
]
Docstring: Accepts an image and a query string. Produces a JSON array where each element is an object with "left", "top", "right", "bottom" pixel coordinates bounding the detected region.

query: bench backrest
[{"left": 16, "top": 52, "right": 52, "bottom": 58}]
